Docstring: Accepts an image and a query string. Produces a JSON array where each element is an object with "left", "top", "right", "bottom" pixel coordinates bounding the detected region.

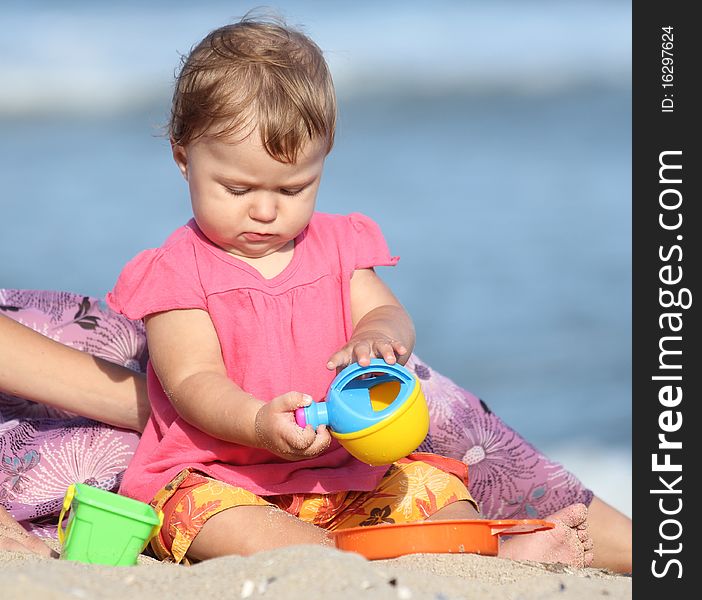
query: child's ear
[{"left": 171, "top": 141, "right": 189, "bottom": 181}]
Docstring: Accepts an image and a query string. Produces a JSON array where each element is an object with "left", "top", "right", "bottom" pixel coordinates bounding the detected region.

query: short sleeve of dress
[
  {"left": 347, "top": 212, "right": 400, "bottom": 270},
  {"left": 105, "top": 232, "right": 207, "bottom": 320}
]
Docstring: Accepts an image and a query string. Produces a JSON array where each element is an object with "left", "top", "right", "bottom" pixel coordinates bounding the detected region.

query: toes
[
  {"left": 583, "top": 549, "right": 595, "bottom": 567},
  {"left": 582, "top": 536, "right": 595, "bottom": 552},
  {"left": 546, "top": 503, "right": 588, "bottom": 529}
]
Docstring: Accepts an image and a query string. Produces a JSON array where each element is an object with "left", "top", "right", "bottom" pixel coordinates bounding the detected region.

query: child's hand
[
  {"left": 254, "top": 392, "right": 331, "bottom": 460},
  {"left": 326, "top": 331, "right": 408, "bottom": 371}
]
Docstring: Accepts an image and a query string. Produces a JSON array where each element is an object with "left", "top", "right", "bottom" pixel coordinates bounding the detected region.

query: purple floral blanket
[{"left": 0, "top": 289, "right": 591, "bottom": 538}]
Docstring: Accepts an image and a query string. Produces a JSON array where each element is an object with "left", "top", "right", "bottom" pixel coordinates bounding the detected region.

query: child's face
[{"left": 173, "top": 130, "right": 327, "bottom": 259}]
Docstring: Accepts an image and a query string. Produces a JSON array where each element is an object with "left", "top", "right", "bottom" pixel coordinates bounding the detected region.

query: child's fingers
[
  {"left": 286, "top": 423, "right": 317, "bottom": 451},
  {"left": 273, "top": 391, "right": 313, "bottom": 413},
  {"left": 303, "top": 424, "right": 331, "bottom": 457},
  {"left": 352, "top": 341, "right": 373, "bottom": 367},
  {"left": 326, "top": 348, "right": 351, "bottom": 370},
  {"left": 391, "top": 340, "right": 408, "bottom": 356},
  {"left": 327, "top": 338, "right": 408, "bottom": 371},
  {"left": 374, "top": 340, "right": 398, "bottom": 364}
]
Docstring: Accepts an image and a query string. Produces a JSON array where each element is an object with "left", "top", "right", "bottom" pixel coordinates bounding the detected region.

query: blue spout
[
  {"left": 299, "top": 360, "right": 415, "bottom": 434},
  {"left": 302, "top": 400, "right": 329, "bottom": 430}
]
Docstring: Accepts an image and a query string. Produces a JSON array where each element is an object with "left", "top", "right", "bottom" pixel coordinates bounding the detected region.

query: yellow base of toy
[{"left": 334, "top": 377, "right": 429, "bottom": 465}]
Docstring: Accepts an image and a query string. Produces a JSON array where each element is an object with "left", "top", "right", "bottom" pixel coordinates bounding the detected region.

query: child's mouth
[{"left": 243, "top": 232, "right": 275, "bottom": 242}]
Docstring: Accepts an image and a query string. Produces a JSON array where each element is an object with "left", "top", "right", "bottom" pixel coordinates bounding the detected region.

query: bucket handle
[
  {"left": 142, "top": 509, "right": 164, "bottom": 553},
  {"left": 57, "top": 483, "right": 76, "bottom": 545},
  {"left": 489, "top": 519, "right": 554, "bottom": 538}
]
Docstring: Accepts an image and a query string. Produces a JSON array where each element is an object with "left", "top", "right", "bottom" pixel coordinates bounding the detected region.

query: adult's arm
[{"left": 0, "top": 314, "right": 149, "bottom": 432}]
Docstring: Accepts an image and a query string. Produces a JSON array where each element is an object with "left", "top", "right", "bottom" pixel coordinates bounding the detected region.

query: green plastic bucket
[{"left": 58, "top": 483, "right": 163, "bottom": 566}]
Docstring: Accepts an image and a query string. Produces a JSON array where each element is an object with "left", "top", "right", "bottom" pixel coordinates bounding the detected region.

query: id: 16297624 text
[{"left": 661, "top": 26, "right": 674, "bottom": 113}]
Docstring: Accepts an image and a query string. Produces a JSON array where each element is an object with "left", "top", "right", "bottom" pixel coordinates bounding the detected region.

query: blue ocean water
[{"left": 0, "top": 1, "right": 632, "bottom": 513}]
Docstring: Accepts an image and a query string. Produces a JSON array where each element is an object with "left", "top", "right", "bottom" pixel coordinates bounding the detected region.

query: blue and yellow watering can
[{"left": 294, "top": 359, "right": 429, "bottom": 465}]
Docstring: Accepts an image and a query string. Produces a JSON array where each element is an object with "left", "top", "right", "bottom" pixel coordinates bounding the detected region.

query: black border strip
[{"left": 632, "top": 2, "right": 699, "bottom": 592}]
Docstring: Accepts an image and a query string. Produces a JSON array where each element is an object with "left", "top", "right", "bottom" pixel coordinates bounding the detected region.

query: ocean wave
[
  {"left": 0, "top": 71, "right": 630, "bottom": 118},
  {"left": 1, "top": 1, "right": 631, "bottom": 116}
]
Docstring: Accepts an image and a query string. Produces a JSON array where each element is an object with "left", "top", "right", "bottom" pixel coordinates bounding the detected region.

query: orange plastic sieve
[{"left": 331, "top": 518, "right": 554, "bottom": 560}]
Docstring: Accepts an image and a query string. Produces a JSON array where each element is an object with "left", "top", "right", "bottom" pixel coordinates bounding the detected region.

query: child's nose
[{"left": 249, "top": 193, "right": 277, "bottom": 222}]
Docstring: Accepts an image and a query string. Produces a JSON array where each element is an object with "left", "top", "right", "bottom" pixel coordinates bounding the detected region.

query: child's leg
[
  {"left": 187, "top": 504, "right": 330, "bottom": 560},
  {"left": 150, "top": 469, "right": 335, "bottom": 562},
  {"left": 426, "top": 499, "right": 480, "bottom": 520}
]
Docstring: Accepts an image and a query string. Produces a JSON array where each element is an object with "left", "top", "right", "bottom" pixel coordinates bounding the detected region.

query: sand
[{"left": 1, "top": 542, "right": 630, "bottom": 600}]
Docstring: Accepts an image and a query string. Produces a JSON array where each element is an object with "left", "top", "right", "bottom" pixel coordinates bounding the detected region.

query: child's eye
[
  {"left": 225, "top": 187, "right": 250, "bottom": 196},
  {"left": 280, "top": 188, "right": 303, "bottom": 196}
]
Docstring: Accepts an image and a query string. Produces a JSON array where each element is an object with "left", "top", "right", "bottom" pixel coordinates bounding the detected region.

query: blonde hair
[{"left": 169, "top": 15, "right": 336, "bottom": 163}]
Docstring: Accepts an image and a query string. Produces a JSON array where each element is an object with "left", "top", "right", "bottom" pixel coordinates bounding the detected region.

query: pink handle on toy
[{"left": 294, "top": 407, "right": 307, "bottom": 428}]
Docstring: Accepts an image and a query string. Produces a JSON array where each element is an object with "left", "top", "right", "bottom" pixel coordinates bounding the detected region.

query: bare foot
[
  {"left": 0, "top": 506, "right": 57, "bottom": 558},
  {"left": 499, "top": 503, "right": 594, "bottom": 568}
]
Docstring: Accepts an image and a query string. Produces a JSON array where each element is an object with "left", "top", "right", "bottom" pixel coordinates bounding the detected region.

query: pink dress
[
  {"left": 1, "top": 288, "right": 594, "bottom": 530},
  {"left": 106, "top": 212, "right": 400, "bottom": 503}
]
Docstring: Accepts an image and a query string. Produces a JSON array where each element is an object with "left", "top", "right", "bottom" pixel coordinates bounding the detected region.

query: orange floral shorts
[{"left": 149, "top": 452, "right": 477, "bottom": 563}]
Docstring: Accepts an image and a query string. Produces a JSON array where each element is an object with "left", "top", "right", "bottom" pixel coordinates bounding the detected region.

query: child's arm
[
  {"left": 0, "top": 314, "right": 149, "bottom": 432},
  {"left": 326, "top": 268, "right": 415, "bottom": 369},
  {"left": 146, "top": 308, "right": 330, "bottom": 459}
]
